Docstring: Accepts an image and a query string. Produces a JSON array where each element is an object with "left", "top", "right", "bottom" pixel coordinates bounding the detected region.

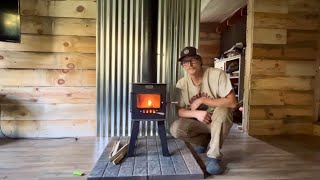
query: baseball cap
[{"left": 178, "top": 46, "right": 201, "bottom": 61}]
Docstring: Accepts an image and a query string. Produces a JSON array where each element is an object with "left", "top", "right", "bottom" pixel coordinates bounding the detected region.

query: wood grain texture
[
  {"left": 0, "top": 35, "right": 96, "bottom": 53},
  {"left": 250, "top": 105, "right": 313, "bottom": 120},
  {"left": 314, "top": 124, "right": 320, "bottom": 136},
  {"left": 253, "top": 28, "right": 287, "bottom": 44},
  {"left": 249, "top": 120, "right": 283, "bottom": 135},
  {"left": 254, "top": 12, "right": 319, "bottom": 30},
  {"left": 199, "top": 23, "right": 221, "bottom": 66},
  {"left": 251, "top": 76, "right": 313, "bottom": 91},
  {"left": 249, "top": 0, "right": 320, "bottom": 135},
  {"left": 251, "top": 59, "right": 316, "bottom": 76},
  {"left": 0, "top": 69, "right": 95, "bottom": 87},
  {"left": 242, "top": 0, "right": 255, "bottom": 134},
  {"left": 250, "top": 90, "right": 314, "bottom": 106},
  {"left": 252, "top": 44, "right": 317, "bottom": 60},
  {"left": 1, "top": 104, "right": 95, "bottom": 120},
  {"left": 20, "top": 0, "right": 97, "bottom": 18},
  {"left": 288, "top": 0, "right": 320, "bottom": 13},
  {"left": 254, "top": 0, "right": 288, "bottom": 13},
  {"left": 0, "top": 51, "right": 96, "bottom": 70},
  {"left": 21, "top": 16, "right": 96, "bottom": 36},
  {"left": 0, "top": 0, "right": 97, "bottom": 138},
  {"left": 0, "top": 87, "right": 96, "bottom": 104},
  {"left": 0, "top": 119, "right": 96, "bottom": 137}
]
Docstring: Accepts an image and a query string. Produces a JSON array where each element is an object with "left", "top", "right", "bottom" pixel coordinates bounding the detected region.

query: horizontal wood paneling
[
  {"left": 0, "top": 51, "right": 96, "bottom": 70},
  {"left": 251, "top": 77, "right": 313, "bottom": 91},
  {"left": 250, "top": 106, "right": 313, "bottom": 120},
  {"left": 0, "top": 69, "right": 95, "bottom": 87},
  {"left": 0, "top": 0, "right": 97, "bottom": 137},
  {"left": 254, "top": 0, "right": 288, "bottom": 14},
  {"left": 1, "top": 104, "right": 95, "bottom": 120},
  {"left": 287, "top": 30, "right": 318, "bottom": 45},
  {"left": 314, "top": 124, "right": 320, "bottom": 136},
  {"left": 250, "top": 90, "right": 314, "bottom": 106},
  {"left": 253, "top": 45, "right": 317, "bottom": 60},
  {"left": 249, "top": 0, "right": 319, "bottom": 135},
  {"left": 249, "top": 120, "right": 283, "bottom": 135},
  {"left": 21, "top": 16, "right": 96, "bottom": 36},
  {"left": 0, "top": 35, "right": 96, "bottom": 53},
  {"left": 253, "top": 28, "right": 287, "bottom": 44},
  {"left": 0, "top": 120, "right": 96, "bottom": 138},
  {"left": 288, "top": 0, "right": 320, "bottom": 13},
  {"left": 251, "top": 59, "right": 316, "bottom": 76},
  {"left": 0, "top": 87, "right": 96, "bottom": 104},
  {"left": 199, "top": 23, "right": 220, "bottom": 66},
  {"left": 20, "top": 0, "right": 96, "bottom": 18},
  {"left": 283, "top": 123, "right": 313, "bottom": 135},
  {"left": 254, "top": 12, "right": 319, "bottom": 30}
]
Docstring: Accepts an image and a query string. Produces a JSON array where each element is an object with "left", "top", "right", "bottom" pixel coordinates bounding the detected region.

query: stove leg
[
  {"left": 157, "top": 121, "right": 170, "bottom": 156},
  {"left": 127, "top": 121, "right": 140, "bottom": 157}
]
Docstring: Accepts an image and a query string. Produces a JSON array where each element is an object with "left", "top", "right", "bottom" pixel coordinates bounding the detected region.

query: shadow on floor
[{"left": 253, "top": 134, "right": 320, "bottom": 160}]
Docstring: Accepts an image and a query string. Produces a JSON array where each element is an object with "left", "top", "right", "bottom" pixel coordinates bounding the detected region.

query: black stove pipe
[{"left": 142, "top": 0, "right": 158, "bottom": 83}]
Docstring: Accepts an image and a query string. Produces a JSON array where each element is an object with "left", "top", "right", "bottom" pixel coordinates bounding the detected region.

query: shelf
[
  {"left": 214, "top": 55, "right": 241, "bottom": 63},
  {"left": 229, "top": 76, "right": 239, "bottom": 79}
]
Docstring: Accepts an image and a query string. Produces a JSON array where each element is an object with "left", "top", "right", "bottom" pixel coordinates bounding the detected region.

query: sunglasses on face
[{"left": 181, "top": 58, "right": 200, "bottom": 66}]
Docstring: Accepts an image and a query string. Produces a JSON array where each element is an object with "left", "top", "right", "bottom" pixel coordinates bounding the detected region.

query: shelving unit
[{"left": 214, "top": 54, "right": 245, "bottom": 102}]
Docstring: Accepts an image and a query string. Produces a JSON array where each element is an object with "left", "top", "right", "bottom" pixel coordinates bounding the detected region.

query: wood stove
[{"left": 127, "top": 83, "right": 170, "bottom": 157}]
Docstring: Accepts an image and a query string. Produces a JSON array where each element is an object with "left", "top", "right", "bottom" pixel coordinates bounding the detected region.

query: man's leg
[
  {"left": 206, "top": 107, "right": 233, "bottom": 159},
  {"left": 170, "top": 118, "right": 210, "bottom": 147}
]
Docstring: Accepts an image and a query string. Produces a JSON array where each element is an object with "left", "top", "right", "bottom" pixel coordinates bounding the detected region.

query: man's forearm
[
  {"left": 201, "top": 97, "right": 237, "bottom": 109},
  {"left": 178, "top": 108, "right": 199, "bottom": 119}
]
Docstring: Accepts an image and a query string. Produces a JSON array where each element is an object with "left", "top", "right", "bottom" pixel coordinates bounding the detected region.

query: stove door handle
[
  {"left": 166, "top": 101, "right": 178, "bottom": 104},
  {"left": 156, "top": 112, "right": 165, "bottom": 116}
]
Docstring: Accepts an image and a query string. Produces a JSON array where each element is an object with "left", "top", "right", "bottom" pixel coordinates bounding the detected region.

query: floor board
[{"left": 1, "top": 125, "right": 320, "bottom": 179}]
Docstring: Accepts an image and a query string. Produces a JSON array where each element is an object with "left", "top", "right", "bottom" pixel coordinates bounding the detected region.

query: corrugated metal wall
[{"left": 97, "top": 0, "right": 200, "bottom": 137}]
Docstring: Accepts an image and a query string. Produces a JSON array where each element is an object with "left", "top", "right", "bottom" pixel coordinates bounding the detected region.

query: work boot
[
  {"left": 206, "top": 158, "right": 223, "bottom": 175},
  {"left": 193, "top": 145, "right": 207, "bottom": 153}
]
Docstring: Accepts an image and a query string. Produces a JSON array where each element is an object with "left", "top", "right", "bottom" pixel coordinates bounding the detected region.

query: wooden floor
[{"left": 1, "top": 125, "right": 320, "bottom": 180}]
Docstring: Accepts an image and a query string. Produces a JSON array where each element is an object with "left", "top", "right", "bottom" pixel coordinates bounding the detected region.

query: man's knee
[
  {"left": 212, "top": 107, "right": 232, "bottom": 123},
  {"left": 169, "top": 120, "right": 189, "bottom": 139}
]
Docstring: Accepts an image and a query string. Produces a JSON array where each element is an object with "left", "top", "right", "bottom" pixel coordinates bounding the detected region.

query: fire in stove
[{"left": 137, "top": 94, "right": 160, "bottom": 109}]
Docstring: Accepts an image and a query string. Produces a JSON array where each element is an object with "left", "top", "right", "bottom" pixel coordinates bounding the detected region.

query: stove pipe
[{"left": 142, "top": 0, "right": 158, "bottom": 83}]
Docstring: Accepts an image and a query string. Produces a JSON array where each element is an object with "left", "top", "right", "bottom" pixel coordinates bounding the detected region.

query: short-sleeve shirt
[{"left": 176, "top": 67, "right": 233, "bottom": 112}]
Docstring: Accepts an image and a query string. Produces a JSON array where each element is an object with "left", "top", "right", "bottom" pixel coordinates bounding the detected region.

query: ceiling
[{"left": 201, "top": 0, "right": 247, "bottom": 23}]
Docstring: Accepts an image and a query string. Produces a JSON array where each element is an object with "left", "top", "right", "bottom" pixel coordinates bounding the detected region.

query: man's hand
[
  {"left": 190, "top": 98, "right": 203, "bottom": 110},
  {"left": 194, "top": 110, "right": 212, "bottom": 124}
]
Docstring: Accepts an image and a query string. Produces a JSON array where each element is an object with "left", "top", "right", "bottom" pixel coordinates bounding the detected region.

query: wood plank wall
[
  {"left": 249, "top": 0, "right": 319, "bottom": 135},
  {"left": 0, "top": 0, "right": 96, "bottom": 137},
  {"left": 199, "top": 23, "right": 221, "bottom": 66}
]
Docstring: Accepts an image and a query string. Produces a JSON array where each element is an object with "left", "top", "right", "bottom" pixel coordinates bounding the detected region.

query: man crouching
[{"left": 170, "top": 46, "right": 237, "bottom": 175}]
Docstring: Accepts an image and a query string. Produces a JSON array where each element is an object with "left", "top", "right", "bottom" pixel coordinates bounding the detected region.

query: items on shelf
[{"left": 223, "top": 42, "right": 244, "bottom": 58}]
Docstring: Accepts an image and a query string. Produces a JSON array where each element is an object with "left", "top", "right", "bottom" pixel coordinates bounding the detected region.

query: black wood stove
[
  {"left": 126, "top": 0, "right": 170, "bottom": 157},
  {"left": 127, "top": 83, "right": 170, "bottom": 157}
]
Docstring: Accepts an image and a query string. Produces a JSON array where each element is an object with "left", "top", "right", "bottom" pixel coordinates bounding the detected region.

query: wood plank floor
[{"left": 1, "top": 125, "right": 320, "bottom": 180}]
